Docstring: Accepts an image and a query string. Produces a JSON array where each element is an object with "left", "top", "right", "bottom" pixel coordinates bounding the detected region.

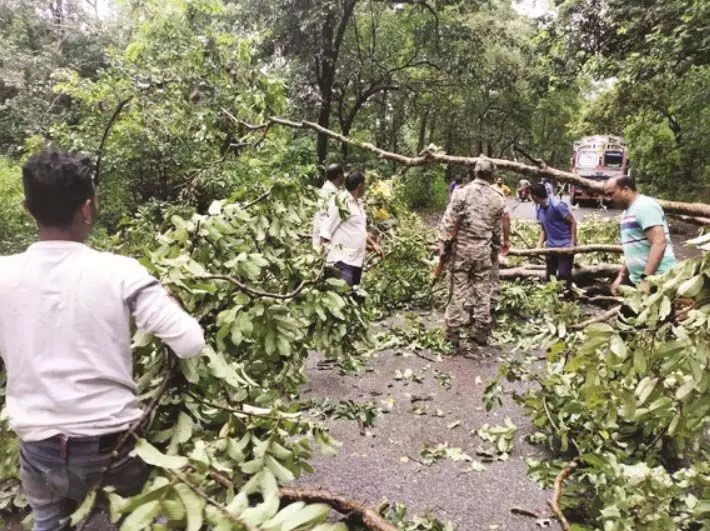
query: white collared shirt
[
  {"left": 312, "top": 180, "right": 340, "bottom": 249},
  {"left": 0, "top": 241, "right": 205, "bottom": 441},
  {"left": 320, "top": 191, "right": 367, "bottom": 268}
]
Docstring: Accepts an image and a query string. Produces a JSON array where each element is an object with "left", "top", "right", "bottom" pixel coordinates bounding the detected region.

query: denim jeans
[{"left": 20, "top": 434, "right": 150, "bottom": 531}]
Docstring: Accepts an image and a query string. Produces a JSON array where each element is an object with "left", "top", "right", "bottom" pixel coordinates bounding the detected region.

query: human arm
[
  {"left": 643, "top": 225, "right": 667, "bottom": 277},
  {"left": 537, "top": 225, "right": 546, "bottom": 248},
  {"left": 611, "top": 263, "right": 628, "bottom": 296},
  {"left": 566, "top": 213, "right": 578, "bottom": 247},
  {"left": 319, "top": 197, "right": 342, "bottom": 245},
  {"left": 125, "top": 263, "right": 205, "bottom": 359},
  {"left": 501, "top": 208, "right": 511, "bottom": 256},
  {"left": 636, "top": 225, "right": 667, "bottom": 293},
  {"left": 438, "top": 190, "right": 464, "bottom": 254},
  {"left": 367, "top": 233, "right": 384, "bottom": 258}
]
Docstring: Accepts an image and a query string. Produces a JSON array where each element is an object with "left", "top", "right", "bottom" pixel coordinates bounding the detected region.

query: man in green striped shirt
[{"left": 604, "top": 177, "right": 676, "bottom": 295}]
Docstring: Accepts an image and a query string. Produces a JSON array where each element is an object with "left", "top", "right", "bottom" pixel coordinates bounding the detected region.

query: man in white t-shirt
[
  {"left": 319, "top": 171, "right": 383, "bottom": 287},
  {"left": 312, "top": 164, "right": 344, "bottom": 249},
  {"left": 0, "top": 151, "right": 205, "bottom": 530}
]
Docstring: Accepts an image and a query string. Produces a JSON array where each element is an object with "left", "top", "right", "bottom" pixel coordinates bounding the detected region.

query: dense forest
[{"left": 1, "top": 1, "right": 710, "bottom": 530}]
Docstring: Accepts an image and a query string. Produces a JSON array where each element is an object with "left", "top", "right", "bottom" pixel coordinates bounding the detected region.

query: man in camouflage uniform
[{"left": 438, "top": 159, "right": 506, "bottom": 355}]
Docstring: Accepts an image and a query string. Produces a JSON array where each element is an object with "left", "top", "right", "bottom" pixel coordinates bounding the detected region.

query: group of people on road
[
  {"left": 0, "top": 149, "right": 681, "bottom": 530},
  {"left": 312, "top": 164, "right": 384, "bottom": 288},
  {"left": 437, "top": 163, "right": 676, "bottom": 356}
]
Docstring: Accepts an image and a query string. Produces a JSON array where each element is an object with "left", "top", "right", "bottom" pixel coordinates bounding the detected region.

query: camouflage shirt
[{"left": 438, "top": 178, "right": 505, "bottom": 252}]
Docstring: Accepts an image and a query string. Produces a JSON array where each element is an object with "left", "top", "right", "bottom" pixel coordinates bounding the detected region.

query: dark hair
[
  {"left": 22, "top": 150, "right": 95, "bottom": 228},
  {"left": 530, "top": 183, "right": 548, "bottom": 199},
  {"left": 345, "top": 171, "right": 365, "bottom": 192},
  {"left": 325, "top": 163, "right": 344, "bottom": 182},
  {"left": 614, "top": 176, "right": 637, "bottom": 191}
]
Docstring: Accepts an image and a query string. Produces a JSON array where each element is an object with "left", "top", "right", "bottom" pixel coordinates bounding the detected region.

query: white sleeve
[
  {"left": 320, "top": 198, "right": 341, "bottom": 240},
  {"left": 123, "top": 260, "right": 205, "bottom": 359}
]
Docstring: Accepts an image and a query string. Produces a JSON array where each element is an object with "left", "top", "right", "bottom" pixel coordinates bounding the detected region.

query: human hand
[
  {"left": 638, "top": 279, "right": 651, "bottom": 295},
  {"left": 375, "top": 244, "right": 385, "bottom": 259},
  {"left": 611, "top": 276, "right": 623, "bottom": 296},
  {"left": 501, "top": 244, "right": 510, "bottom": 257}
]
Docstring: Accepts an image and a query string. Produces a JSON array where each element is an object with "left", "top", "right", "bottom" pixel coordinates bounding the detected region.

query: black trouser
[
  {"left": 545, "top": 254, "right": 574, "bottom": 292},
  {"left": 334, "top": 261, "right": 362, "bottom": 287}
]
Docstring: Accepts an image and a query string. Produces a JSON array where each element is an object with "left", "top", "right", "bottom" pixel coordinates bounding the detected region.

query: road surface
[{"left": 506, "top": 195, "right": 618, "bottom": 221}]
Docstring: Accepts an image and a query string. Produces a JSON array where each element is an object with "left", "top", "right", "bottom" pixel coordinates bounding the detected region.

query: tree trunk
[
  {"left": 317, "top": 93, "right": 333, "bottom": 164},
  {"left": 417, "top": 109, "right": 429, "bottom": 153}
]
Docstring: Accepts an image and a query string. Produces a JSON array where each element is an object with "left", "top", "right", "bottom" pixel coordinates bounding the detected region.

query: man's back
[
  {"left": 0, "top": 242, "right": 204, "bottom": 441},
  {"left": 455, "top": 180, "right": 506, "bottom": 247}
]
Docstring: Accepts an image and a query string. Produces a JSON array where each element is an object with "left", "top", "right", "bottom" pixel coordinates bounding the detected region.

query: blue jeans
[{"left": 20, "top": 434, "right": 150, "bottom": 531}]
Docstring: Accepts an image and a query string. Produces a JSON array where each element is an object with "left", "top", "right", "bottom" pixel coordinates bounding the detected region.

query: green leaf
[
  {"left": 262, "top": 502, "right": 306, "bottom": 530},
  {"left": 678, "top": 275, "right": 704, "bottom": 297},
  {"left": 676, "top": 380, "right": 696, "bottom": 400},
  {"left": 131, "top": 439, "right": 188, "bottom": 469},
  {"left": 635, "top": 377, "right": 657, "bottom": 406},
  {"left": 179, "top": 358, "right": 200, "bottom": 384},
  {"left": 161, "top": 499, "right": 186, "bottom": 521},
  {"left": 174, "top": 484, "right": 205, "bottom": 531},
  {"left": 69, "top": 489, "right": 97, "bottom": 526},
  {"left": 240, "top": 494, "right": 280, "bottom": 527},
  {"left": 167, "top": 412, "right": 193, "bottom": 455},
  {"left": 265, "top": 455, "right": 295, "bottom": 483},
  {"left": 119, "top": 500, "right": 162, "bottom": 531},
  {"left": 281, "top": 504, "right": 331, "bottom": 530}
]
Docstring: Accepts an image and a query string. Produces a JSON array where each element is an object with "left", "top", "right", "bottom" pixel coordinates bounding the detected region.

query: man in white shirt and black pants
[
  {"left": 319, "top": 171, "right": 383, "bottom": 287},
  {"left": 0, "top": 151, "right": 205, "bottom": 530},
  {"left": 312, "top": 164, "right": 344, "bottom": 249}
]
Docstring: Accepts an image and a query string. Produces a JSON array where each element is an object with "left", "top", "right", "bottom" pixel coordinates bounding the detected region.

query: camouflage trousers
[{"left": 445, "top": 253, "right": 493, "bottom": 340}]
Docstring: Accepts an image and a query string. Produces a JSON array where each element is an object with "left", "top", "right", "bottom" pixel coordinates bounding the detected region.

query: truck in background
[{"left": 569, "top": 135, "right": 629, "bottom": 207}]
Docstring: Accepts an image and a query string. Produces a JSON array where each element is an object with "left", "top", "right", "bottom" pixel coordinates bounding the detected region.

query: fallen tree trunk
[
  {"left": 509, "top": 245, "right": 622, "bottom": 256},
  {"left": 224, "top": 110, "right": 710, "bottom": 219},
  {"left": 279, "top": 487, "right": 399, "bottom": 531},
  {"left": 669, "top": 214, "right": 710, "bottom": 226},
  {"left": 500, "top": 264, "right": 621, "bottom": 283}
]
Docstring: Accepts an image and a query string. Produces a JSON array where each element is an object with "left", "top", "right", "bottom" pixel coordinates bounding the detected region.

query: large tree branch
[
  {"left": 222, "top": 113, "right": 710, "bottom": 219},
  {"left": 509, "top": 245, "right": 623, "bottom": 256},
  {"left": 499, "top": 264, "right": 622, "bottom": 282},
  {"left": 279, "top": 487, "right": 399, "bottom": 531}
]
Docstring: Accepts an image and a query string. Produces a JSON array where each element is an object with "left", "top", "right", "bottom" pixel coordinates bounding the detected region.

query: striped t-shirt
[{"left": 620, "top": 195, "right": 676, "bottom": 284}]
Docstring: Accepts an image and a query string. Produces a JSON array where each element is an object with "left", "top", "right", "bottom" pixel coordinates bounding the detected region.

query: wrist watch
[{"left": 640, "top": 273, "right": 648, "bottom": 280}]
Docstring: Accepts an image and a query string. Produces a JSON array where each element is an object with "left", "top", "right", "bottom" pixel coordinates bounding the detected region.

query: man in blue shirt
[
  {"left": 532, "top": 183, "right": 578, "bottom": 295},
  {"left": 603, "top": 177, "right": 676, "bottom": 295}
]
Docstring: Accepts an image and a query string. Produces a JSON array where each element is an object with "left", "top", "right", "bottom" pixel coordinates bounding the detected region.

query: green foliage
[
  {"left": 364, "top": 178, "right": 440, "bottom": 314},
  {"left": 491, "top": 238, "right": 710, "bottom": 528},
  {"left": 42, "top": 0, "right": 291, "bottom": 227},
  {"left": 0, "top": 0, "right": 111, "bottom": 153},
  {"left": 382, "top": 502, "right": 455, "bottom": 531},
  {"left": 306, "top": 398, "right": 382, "bottom": 429},
  {"left": 0, "top": 183, "right": 377, "bottom": 529},
  {"left": 399, "top": 168, "right": 448, "bottom": 211},
  {"left": 0, "top": 157, "right": 34, "bottom": 254}
]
